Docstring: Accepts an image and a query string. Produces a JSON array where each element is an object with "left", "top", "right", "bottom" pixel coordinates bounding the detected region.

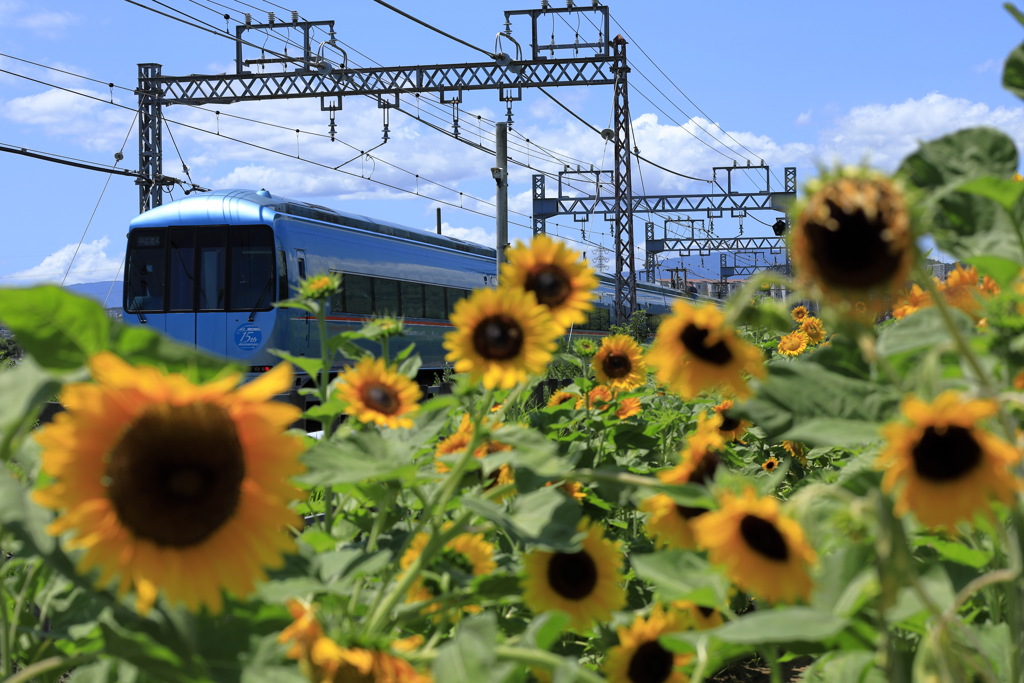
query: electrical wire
[
  {"left": 370, "top": 0, "right": 496, "bottom": 60},
  {"left": 61, "top": 113, "right": 139, "bottom": 287}
]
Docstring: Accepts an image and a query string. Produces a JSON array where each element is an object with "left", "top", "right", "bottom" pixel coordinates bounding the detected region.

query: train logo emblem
[{"left": 234, "top": 323, "right": 263, "bottom": 351}]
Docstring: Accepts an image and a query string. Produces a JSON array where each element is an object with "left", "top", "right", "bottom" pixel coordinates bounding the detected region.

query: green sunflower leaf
[
  {"left": 0, "top": 286, "right": 110, "bottom": 371},
  {"left": 432, "top": 613, "right": 499, "bottom": 682},
  {"left": 298, "top": 430, "right": 422, "bottom": 487},
  {"left": 708, "top": 607, "right": 849, "bottom": 646},
  {"left": 1003, "top": 40, "right": 1024, "bottom": 100},
  {"left": 630, "top": 550, "right": 730, "bottom": 606},
  {"left": 897, "top": 127, "right": 1018, "bottom": 197},
  {"left": 736, "top": 361, "right": 899, "bottom": 447}
]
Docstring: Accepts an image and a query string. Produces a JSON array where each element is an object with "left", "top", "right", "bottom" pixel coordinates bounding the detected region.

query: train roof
[{"left": 130, "top": 189, "right": 496, "bottom": 258}]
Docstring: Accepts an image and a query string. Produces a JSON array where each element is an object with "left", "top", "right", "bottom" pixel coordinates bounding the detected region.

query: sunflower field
[{"left": 7, "top": 16, "right": 1024, "bottom": 683}]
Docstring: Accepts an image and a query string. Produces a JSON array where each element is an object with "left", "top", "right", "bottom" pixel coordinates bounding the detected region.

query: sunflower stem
[
  {"left": 762, "top": 647, "right": 783, "bottom": 683},
  {"left": 3, "top": 654, "right": 97, "bottom": 683},
  {"left": 0, "top": 554, "right": 10, "bottom": 677},
  {"left": 362, "top": 510, "right": 473, "bottom": 637}
]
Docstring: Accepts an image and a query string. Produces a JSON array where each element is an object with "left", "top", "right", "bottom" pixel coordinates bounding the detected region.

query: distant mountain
[{"left": 66, "top": 281, "right": 123, "bottom": 308}]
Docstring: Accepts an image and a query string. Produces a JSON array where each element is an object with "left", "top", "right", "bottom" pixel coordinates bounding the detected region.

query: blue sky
[{"left": 2, "top": 0, "right": 1023, "bottom": 304}]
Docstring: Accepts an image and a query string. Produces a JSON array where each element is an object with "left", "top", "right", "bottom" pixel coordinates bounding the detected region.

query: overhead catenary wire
[{"left": 370, "top": 0, "right": 497, "bottom": 60}]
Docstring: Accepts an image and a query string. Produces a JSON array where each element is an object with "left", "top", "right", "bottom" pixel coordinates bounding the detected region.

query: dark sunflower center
[
  {"left": 364, "top": 383, "right": 399, "bottom": 415},
  {"left": 423, "top": 549, "right": 476, "bottom": 595},
  {"left": 687, "top": 452, "right": 720, "bottom": 486},
  {"left": 804, "top": 184, "right": 904, "bottom": 289},
  {"left": 547, "top": 550, "right": 598, "bottom": 600},
  {"left": 911, "top": 425, "right": 982, "bottom": 481},
  {"left": 764, "top": 460, "right": 778, "bottom": 471},
  {"left": 525, "top": 265, "right": 571, "bottom": 307},
  {"left": 718, "top": 413, "right": 741, "bottom": 432},
  {"left": 739, "top": 514, "right": 789, "bottom": 561},
  {"left": 680, "top": 324, "right": 733, "bottom": 365},
  {"left": 626, "top": 640, "right": 675, "bottom": 683},
  {"left": 602, "top": 353, "right": 632, "bottom": 379},
  {"left": 106, "top": 402, "right": 245, "bottom": 548},
  {"left": 697, "top": 605, "right": 717, "bottom": 618},
  {"left": 675, "top": 503, "right": 707, "bottom": 520},
  {"left": 472, "top": 314, "right": 524, "bottom": 360}
]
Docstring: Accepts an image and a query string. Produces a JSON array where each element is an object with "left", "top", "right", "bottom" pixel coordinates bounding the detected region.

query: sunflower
[
  {"left": 443, "top": 287, "right": 560, "bottom": 389},
  {"left": 647, "top": 300, "right": 765, "bottom": 399},
  {"left": 791, "top": 168, "right": 914, "bottom": 305},
  {"left": 521, "top": 518, "right": 626, "bottom": 631},
  {"left": 307, "top": 637, "right": 431, "bottom": 683},
  {"left": 433, "top": 417, "right": 510, "bottom": 474},
  {"left": 647, "top": 428, "right": 724, "bottom": 549},
  {"left": 713, "top": 399, "right": 749, "bottom": 441},
  {"left": 547, "top": 390, "right": 579, "bottom": 407},
  {"left": 1014, "top": 370, "right": 1024, "bottom": 391},
  {"left": 297, "top": 271, "right": 341, "bottom": 300},
  {"left": 782, "top": 440, "right": 808, "bottom": 467},
  {"left": 592, "top": 334, "right": 648, "bottom": 391},
  {"left": 400, "top": 524, "right": 496, "bottom": 618},
  {"left": 574, "top": 338, "right": 599, "bottom": 356},
  {"left": 892, "top": 283, "right": 932, "bottom": 319},
  {"left": 616, "top": 397, "right": 643, "bottom": 420},
  {"left": 799, "top": 317, "right": 827, "bottom": 345},
  {"left": 603, "top": 604, "right": 693, "bottom": 683},
  {"left": 761, "top": 456, "right": 781, "bottom": 473},
  {"left": 659, "top": 416, "right": 726, "bottom": 487},
  {"left": 501, "top": 234, "right": 598, "bottom": 330},
  {"left": 278, "top": 599, "right": 323, "bottom": 661},
  {"left": 790, "top": 305, "right": 809, "bottom": 322},
  {"left": 672, "top": 600, "right": 724, "bottom": 630},
  {"left": 692, "top": 488, "right": 816, "bottom": 604},
  {"left": 334, "top": 356, "right": 421, "bottom": 429},
  {"left": 576, "top": 384, "right": 615, "bottom": 410},
  {"left": 777, "top": 331, "right": 809, "bottom": 357},
  {"left": 32, "top": 353, "right": 304, "bottom": 614},
  {"left": 876, "top": 391, "right": 1022, "bottom": 529},
  {"left": 641, "top": 492, "right": 705, "bottom": 550}
]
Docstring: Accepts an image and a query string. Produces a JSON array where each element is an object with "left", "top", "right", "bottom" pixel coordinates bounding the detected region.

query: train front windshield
[{"left": 124, "top": 225, "right": 276, "bottom": 314}]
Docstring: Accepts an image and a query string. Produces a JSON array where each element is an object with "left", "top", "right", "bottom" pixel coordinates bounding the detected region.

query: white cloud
[
  {"left": 16, "top": 9, "right": 78, "bottom": 39},
  {"left": 1, "top": 88, "right": 135, "bottom": 151},
  {"left": 796, "top": 110, "right": 813, "bottom": 125},
  {"left": 437, "top": 222, "right": 495, "bottom": 248},
  {"left": 11, "top": 237, "right": 124, "bottom": 285},
  {"left": 975, "top": 58, "right": 999, "bottom": 74},
  {"left": 815, "top": 92, "right": 1024, "bottom": 169}
]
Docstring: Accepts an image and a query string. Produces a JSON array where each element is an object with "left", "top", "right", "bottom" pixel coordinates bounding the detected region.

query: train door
[
  {"left": 194, "top": 228, "right": 228, "bottom": 357},
  {"left": 166, "top": 228, "right": 198, "bottom": 346},
  {"left": 224, "top": 227, "right": 276, "bottom": 364}
]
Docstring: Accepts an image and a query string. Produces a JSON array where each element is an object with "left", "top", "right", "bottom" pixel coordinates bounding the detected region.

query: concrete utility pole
[{"left": 493, "top": 122, "right": 509, "bottom": 273}]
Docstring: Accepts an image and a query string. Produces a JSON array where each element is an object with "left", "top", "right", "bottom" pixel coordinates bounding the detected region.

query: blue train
[{"left": 123, "top": 189, "right": 686, "bottom": 382}]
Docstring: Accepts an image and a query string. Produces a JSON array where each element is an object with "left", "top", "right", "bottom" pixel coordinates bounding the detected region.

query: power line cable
[{"left": 370, "top": 0, "right": 496, "bottom": 59}]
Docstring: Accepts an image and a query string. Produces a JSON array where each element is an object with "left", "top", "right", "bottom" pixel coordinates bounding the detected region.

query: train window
[
  {"left": 229, "top": 227, "right": 275, "bottom": 311},
  {"left": 446, "top": 288, "right": 469, "bottom": 315},
  {"left": 168, "top": 228, "right": 195, "bottom": 312},
  {"left": 591, "top": 307, "right": 610, "bottom": 330},
  {"left": 400, "top": 281, "right": 424, "bottom": 318},
  {"left": 297, "top": 255, "right": 306, "bottom": 280},
  {"left": 328, "top": 270, "right": 344, "bottom": 313},
  {"left": 345, "top": 274, "right": 372, "bottom": 314},
  {"left": 424, "top": 284, "right": 446, "bottom": 319},
  {"left": 125, "top": 229, "right": 166, "bottom": 312},
  {"left": 375, "top": 278, "right": 400, "bottom": 316},
  {"left": 277, "top": 251, "right": 289, "bottom": 301},
  {"left": 197, "top": 228, "right": 226, "bottom": 310}
]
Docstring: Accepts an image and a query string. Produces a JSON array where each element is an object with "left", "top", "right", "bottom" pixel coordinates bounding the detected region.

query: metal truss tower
[
  {"left": 136, "top": 5, "right": 625, "bottom": 217},
  {"left": 534, "top": 164, "right": 797, "bottom": 314},
  {"left": 610, "top": 36, "right": 636, "bottom": 320}
]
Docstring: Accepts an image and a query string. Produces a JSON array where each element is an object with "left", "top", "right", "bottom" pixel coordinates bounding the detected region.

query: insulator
[
  {"left": 291, "top": 10, "right": 299, "bottom": 23},
  {"left": 244, "top": 13, "right": 251, "bottom": 24},
  {"left": 267, "top": 11, "right": 275, "bottom": 24}
]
